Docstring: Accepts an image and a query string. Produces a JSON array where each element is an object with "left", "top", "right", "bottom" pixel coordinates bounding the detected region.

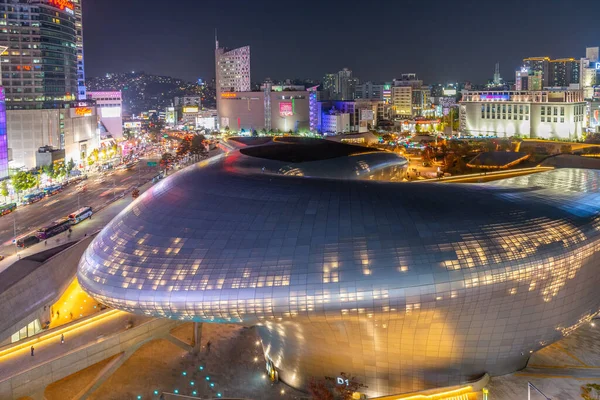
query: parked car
[{"left": 17, "top": 235, "right": 40, "bottom": 248}]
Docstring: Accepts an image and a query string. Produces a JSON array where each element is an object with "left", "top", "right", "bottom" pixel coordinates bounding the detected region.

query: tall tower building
[
  {"left": 493, "top": 62, "right": 502, "bottom": 85},
  {"left": 215, "top": 36, "right": 250, "bottom": 126},
  {"left": 0, "top": 45, "right": 9, "bottom": 180},
  {"left": 73, "top": 0, "right": 86, "bottom": 100},
  {"left": 337, "top": 68, "right": 355, "bottom": 100},
  {"left": 322, "top": 74, "right": 337, "bottom": 100},
  {"left": 0, "top": 0, "right": 79, "bottom": 109},
  {"left": 550, "top": 58, "right": 580, "bottom": 87},
  {"left": 523, "top": 57, "right": 550, "bottom": 89}
]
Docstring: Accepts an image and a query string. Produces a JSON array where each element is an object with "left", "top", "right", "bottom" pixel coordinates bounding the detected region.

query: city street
[{"left": 0, "top": 158, "right": 162, "bottom": 258}]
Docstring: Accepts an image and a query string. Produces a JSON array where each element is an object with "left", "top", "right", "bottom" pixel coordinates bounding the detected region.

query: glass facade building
[
  {"left": 0, "top": 0, "right": 79, "bottom": 109},
  {"left": 0, "top": 87, "right": 8, "bottom": 179},
  {"left": 78, "top": 139, "right": 600, "bottom": 397}
]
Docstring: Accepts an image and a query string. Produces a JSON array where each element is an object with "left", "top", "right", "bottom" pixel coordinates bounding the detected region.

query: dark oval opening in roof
[{"left": 239, "top": 138, "right": 379, "bottom": 163}]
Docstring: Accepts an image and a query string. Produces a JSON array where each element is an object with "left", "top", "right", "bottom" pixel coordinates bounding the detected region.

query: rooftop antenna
[{"left": 215, "top": 28, "right": 218, "bottom": 50}]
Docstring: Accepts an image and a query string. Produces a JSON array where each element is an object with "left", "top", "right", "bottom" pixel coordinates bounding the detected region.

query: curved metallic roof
[{"left": 78, "top": 141, "right": 600, "bottom": 325}]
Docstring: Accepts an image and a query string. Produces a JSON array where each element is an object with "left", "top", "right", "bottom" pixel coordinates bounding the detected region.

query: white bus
[{"left": 68, "top": 206, "right": 93, "bottom": 225}]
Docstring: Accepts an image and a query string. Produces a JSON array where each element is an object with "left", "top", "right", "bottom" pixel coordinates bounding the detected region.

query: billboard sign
[
  {"left": 183, "top": 106, "right": 199, "bottom": 113},
  {"left": 71, "top": 107, "right": 93, "bottom": 117},
  {"left": 443, "top": 88, "right": 457, "bottom": 96},
  {"left": 221, "top": 92, "right": 237, "bottom": 98},
  {"left": 100, "top": 107, "right": 121, "bottom": 118},
  {"left": 49, "top": 0, "right": 74, "bottom": 11},
  {"left": 124, "top": 122, "right": 142, "bottom": 129},
  {"left": 279, "top": 102, "right": 293, "bottom": 116}
]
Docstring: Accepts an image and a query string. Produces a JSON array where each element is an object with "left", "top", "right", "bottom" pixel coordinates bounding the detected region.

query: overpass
[{"left": 0, "top": 309, "right": 190, "bottom": 400}]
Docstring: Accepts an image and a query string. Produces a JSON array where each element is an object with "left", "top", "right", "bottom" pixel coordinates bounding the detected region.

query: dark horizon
[{"left": 84, "top": 0, "right": 600, "bottom": 85}]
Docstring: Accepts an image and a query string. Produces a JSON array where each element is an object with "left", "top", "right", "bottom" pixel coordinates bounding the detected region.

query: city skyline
[{"left": 84, "top": 0, "right": 600, "bottom": 84}]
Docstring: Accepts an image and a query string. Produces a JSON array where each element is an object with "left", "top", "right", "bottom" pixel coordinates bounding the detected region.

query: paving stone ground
[{"left": 475, "top": 321, "right": 600, "bottom": 400}]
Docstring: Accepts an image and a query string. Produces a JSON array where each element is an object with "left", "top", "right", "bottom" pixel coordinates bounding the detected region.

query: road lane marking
[{"left": 43, "top": 199, "right": 60, "bottom": 208}]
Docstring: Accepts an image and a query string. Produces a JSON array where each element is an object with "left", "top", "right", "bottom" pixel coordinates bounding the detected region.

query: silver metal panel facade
[{"left": 78, "top": 141, "right": 600, "bottom": 397}]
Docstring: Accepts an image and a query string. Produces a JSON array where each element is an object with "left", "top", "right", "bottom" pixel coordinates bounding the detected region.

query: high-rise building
[
  {"left": 392, "top": 86, "right": 412, "bottom": 117},
  {"left": 587, "top": 47, "right": 599, "bottom": 63},
  {"left": 215, "top": 36, "right": 250, "bottom": 126},
  {"left": 336, "top": 68, "right": 357, "bottom": 100},
  {"left": 515, "top": 68, "right": 529, "bottom": 90},
  {"left": 322, "top": 74, "right": 337, "bottom": 100},
  {"left": 355, "top": 82, "right": 389, "bottom": 101},
  {"left": 523, "top": 57, "right": 550, "bottom": 89},
  {"left": 550, "top": 58, "right": 580, "bottom": 87},
  {"left": 493, "top": 62, "right": 502, "bottom": 85},
  {"left": 581, "top": 47, "right": 600, "bottom": 99},
  {"left": 0, "top": 45, "right": 9, "bottom": 180},
  {"left": 0, "top": 0, "right": 80, "bottom": 109},
  {"left": 73, "top": 0, "right": 85, "bottom": 100}
]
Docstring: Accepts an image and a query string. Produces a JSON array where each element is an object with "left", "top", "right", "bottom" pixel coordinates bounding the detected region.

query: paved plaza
[
  {"left": 477, "top": 320, "right": 600, "bottom": 399},
  {"left": 45, "top": 323, "right": 307, "bottom": 400}
]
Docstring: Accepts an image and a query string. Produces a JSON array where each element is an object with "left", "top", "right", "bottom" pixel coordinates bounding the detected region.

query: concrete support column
[{"left": 193, "top": 322, "right": 202, "bottom": 352}]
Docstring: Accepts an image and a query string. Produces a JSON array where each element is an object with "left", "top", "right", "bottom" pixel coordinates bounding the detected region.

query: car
[
  {"left": 17, "top": 235, "right": 40, "bottom": 248},
  {"left": 422, "top": 161, "right": 432, "bottom": 167},
  {"left": 0, "top": 255, "right": 5, "bottom": 261}
]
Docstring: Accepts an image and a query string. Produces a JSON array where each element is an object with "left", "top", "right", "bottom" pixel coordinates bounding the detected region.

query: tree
[
  {"left": 42, "top": 164, "right": 54, "bottom": 179},
  {"left": 421, "top": 147, "right": 433, "bottom": 163},
  {"left": 328, "top": 373, "right": 368, "bottom": 400},
  {"left": 307, "top": 378, "right": 334, "bottom": 400},
  {"left": 160, "top": 152, "right": 174, "bottom": 169},
  {"left": 190, "top": 135, "right": 208, "bottom": 158},
  {"left": 11, "top": 171, "right": 37, "bottom": 198},
  {"left": 87, "top": 148, "right": 99, "bottom": 166},
  {"left": 582, "top": 383, "right": 600, "bottom": 400},
  {"left": 0, "top": 180, "right": 8, "bottom": 200},
  {"left": 53, "top": 161, "right": 66, "bottom": 181},
  {"left": 584, "top": 132, "right": 600, "bottom": 144},
  {"left": 252, "top": 129, "right": 258, "bottom": 137},
  {"left": 66, "top": 158, "right": 76, "bottom": 177}
]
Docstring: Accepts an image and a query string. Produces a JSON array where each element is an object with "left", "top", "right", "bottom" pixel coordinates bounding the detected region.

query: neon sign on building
[
  {"left": 279, "top": 102, "right": 293, "bottom": 116},
  {"left": 48, "top": 0, "right": 74, "bottom": 11},
  {"left": 74, "top": 107, "right": 92, "bottom": 116}
]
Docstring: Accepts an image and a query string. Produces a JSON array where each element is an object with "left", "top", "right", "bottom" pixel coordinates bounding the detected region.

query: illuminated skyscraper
[
  {"left": 73, "top": 0, "right": 86, "bottom": 100},
  {"left": 0, "top": 45, "right": 9, "bottom": 179},
  {"left": 0, "top": 0, "right": 79, "bottom": 109},
  {"left": 523, "top": 57, "right": 550, "bottom": 89},
  {"left": 550, "top": 58, "right": 580, "bottom": 87},
  {"left": 215, "top": 35, "right": 250, "bottom": 127}
]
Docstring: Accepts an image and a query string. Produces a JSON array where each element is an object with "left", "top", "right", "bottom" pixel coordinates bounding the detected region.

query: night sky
[{"left": 84, "top": 0, "right": 600, "bottom": 84}]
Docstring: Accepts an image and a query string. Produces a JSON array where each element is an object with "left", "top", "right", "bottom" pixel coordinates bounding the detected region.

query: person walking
[
  {"left": 57, "top": 310, "right": 60, "bottom": 318},
  {"left": 70, "top": 312, "right": 73, "bottom": 319},
  {"left": 44, "top": 240, "right": 47, "bottom": 246},
  {"left": 60, "top": 334, "right": 64, "bottom": 344},
  {"left": 206, "top": 341, "right": 211, "bottom": 354},
  {"left": 30, "top": 346, "right": 34, "bottom": 356}
]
